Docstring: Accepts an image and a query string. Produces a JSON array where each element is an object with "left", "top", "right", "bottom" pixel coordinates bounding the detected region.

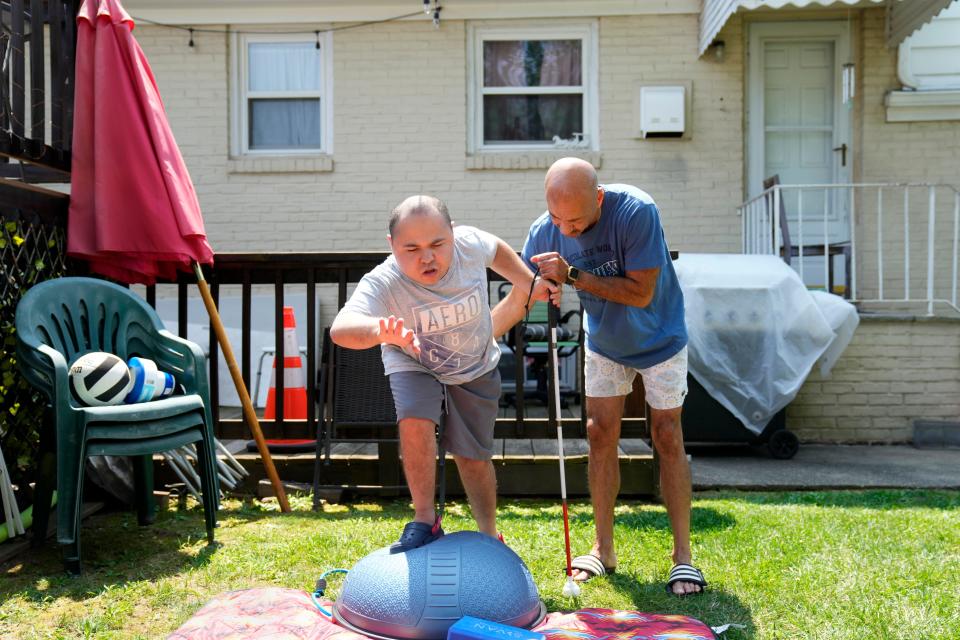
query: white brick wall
[
  {"left": 859, "top": 9, "right": 960, "bottom": 187},
  {"left": 131, "top": 11, "right": 959, "bottom": 443},
  {"left": 852, "top": 8, "right": 960, "bottom": 305},
  {"left": 133, "top": 11, "right": 954, "bottom": 265},
  {"left": 789, "top": 317, "right": 960, "bottom": 442},
  {"left": 136, "top": 14, "right": 744, "bottom": 255},
  {"left": 598, "top": 15, "right": 744, "bottom": 252}
]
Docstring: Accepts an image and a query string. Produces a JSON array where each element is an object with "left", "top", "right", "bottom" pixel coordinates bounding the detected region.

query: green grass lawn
[{"left": 1, "top": 490, "right": 958, "bottom": 639}]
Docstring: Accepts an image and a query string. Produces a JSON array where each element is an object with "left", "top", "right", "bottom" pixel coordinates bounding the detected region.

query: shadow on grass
[
  {"left": 695, "top": 488, "right": 960, "bottom": 510},
  {"left": 565, "top": 506, "right": 736, "bottom": 533},
  {"left": 0, "top": 504, "right": 266, "bottom": 605},
  {"left": 490, "top": 499, "right": 734, "bottom": 530},
  {"left": 607, "top": 572, "right": 755, "bottom": 639}
]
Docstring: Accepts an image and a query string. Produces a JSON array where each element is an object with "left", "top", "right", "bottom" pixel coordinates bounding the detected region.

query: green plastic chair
[{"left": 15, "top": 277, "right": 217, "bottom": 573}]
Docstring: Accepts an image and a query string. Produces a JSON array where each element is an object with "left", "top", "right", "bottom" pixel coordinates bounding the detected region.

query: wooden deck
[
  {"left": 215, "top": 402, "right": 586, "bottom": 423},
  {"left": 154, "top": 437, "right": 658, "bottom": 498},
  {"left": 156, "top": 399, "right": 658, "bottom": 498}
]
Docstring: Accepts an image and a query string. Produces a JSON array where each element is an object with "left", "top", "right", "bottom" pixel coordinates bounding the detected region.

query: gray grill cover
[{"left": 334, "top": 531, "right": 545, "bottom": 640}]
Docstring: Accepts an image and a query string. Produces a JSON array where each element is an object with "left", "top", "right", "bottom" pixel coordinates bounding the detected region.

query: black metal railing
[
  {"left": 0, "top": 0, "right": 78, "bottom": 173},
  {"left": 145, "top": 252, "right": 652, "bottom": 443}
]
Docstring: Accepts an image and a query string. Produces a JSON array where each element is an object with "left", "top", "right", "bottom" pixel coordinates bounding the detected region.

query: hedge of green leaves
[{"left": 1, "top": 212, "right": 69, "bottom": 489}]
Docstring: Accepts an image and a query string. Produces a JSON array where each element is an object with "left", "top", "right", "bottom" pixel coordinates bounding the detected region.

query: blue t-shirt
[{"left": 521, "top": 184, "right": 687, "bottom": 370}]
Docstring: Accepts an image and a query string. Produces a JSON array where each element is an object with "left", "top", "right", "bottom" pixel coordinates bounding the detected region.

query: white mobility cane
[{"left": 549, "top": 303, "right": 580, "bottom": 599}]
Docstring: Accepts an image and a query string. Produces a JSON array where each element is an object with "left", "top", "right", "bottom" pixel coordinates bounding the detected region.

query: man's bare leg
[
  {"left": 454, "top": 455, "right": 498, "bottom": 536},
  {"left": 649, "top": 406, "right": 700, "bottom": 595},
  {"left": 399, "top": 417, "right": 438, "bottom": 525},
  {"left": 571, "top": 394, "right": 625, "bottom": 581}
]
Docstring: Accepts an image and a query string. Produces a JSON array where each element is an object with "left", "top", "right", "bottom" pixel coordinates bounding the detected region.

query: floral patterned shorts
[{"left": 584, "top": 346, "right": 688, "bottom": 410}]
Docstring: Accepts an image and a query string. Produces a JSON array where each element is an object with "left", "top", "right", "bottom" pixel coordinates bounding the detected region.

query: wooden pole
[{"left": 192, "top": 262, "right": 290, "bottom": 512}]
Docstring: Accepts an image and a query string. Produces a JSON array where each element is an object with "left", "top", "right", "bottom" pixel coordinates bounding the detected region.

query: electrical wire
[{"left": 130, "top": 10, "right": 430, "bottom": 39}]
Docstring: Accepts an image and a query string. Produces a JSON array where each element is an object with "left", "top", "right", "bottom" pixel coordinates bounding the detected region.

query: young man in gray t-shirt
[{"left": 331, "top": 195, "right": 558, "bottom": 551}]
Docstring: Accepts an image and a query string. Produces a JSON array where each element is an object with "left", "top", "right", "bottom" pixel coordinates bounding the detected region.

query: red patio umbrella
[
  {"left": 68, "top": 0, "right": 289, "bottom": 510},
  {"left": 69, "top": 0, "right": 211, "bottom": 284}
]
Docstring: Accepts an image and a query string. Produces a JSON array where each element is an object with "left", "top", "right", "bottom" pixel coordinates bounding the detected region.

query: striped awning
[
  {"left": 697, "top": 0, "right": 950, "bottom": 55},
  {"left": 886, "top": 0, "right": 956, "bottom": 47}
]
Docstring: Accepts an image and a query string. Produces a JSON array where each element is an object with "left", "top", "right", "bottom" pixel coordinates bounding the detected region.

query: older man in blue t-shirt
[{"left": 521, "top": 157, "right": 705, "bottom": 596}]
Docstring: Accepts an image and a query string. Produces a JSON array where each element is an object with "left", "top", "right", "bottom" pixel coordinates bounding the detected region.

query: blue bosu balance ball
[{"left": 333, "top": 531, "right": 546, "bottom": 640}]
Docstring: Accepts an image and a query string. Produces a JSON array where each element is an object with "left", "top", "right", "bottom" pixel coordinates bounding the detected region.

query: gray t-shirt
[{"left": 341, "top": 225, "right": 501, "bottom": 385}]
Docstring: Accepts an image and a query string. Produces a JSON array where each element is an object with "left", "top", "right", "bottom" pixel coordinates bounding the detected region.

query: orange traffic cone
[{"left": 264, "top": 306, "right": 307, "bottom": 420}]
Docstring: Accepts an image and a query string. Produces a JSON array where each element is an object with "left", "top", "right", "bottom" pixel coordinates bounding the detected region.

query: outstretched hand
[{"left": 378, "top": 315, "right": 421, "bottom": 357}]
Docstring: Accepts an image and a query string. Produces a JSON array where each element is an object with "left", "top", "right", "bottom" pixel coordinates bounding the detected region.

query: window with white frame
[
  {"left": 469, "top": 24, "right": 598, "bottom": 152},
  {"left": 232, "top": 33, "right": 333, "bottom": 155}
]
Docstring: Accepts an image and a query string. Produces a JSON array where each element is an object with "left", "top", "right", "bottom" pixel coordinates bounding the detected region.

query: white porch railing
[{"left": 739, "top": 182, "right": 960, "bottom": 316}]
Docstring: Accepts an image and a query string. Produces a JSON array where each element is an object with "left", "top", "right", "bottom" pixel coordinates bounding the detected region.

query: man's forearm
[
  {"left": 574, "top": 271, "right": 653, "bottom": 307},
  {"left": 491, "top": 287, "right": 529, "bottom": 339},
  {"left": 491, "top": 241, "right": 535, "bottom": 292},
  {"left": 329, "top": 312, "right": 382, "bottom": 349}
]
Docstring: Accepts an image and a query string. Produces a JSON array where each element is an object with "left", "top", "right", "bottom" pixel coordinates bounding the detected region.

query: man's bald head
[
  {"left": 389, "top": 195, "right": 452, "bottom": 235},
  {"left": 543, "top": 158, "right": 603, "bottom": 237},
  {"left": 545, "top": 157, "right": 598, "bottom": 202}
]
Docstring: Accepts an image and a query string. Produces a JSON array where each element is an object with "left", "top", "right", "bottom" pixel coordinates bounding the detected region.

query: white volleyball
[{"left": 68, "top": 352, "right": 134, "bottom": 406}]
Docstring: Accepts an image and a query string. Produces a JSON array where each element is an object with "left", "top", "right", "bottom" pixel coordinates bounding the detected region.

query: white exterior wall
[
  {"left": 854, "top": 8, "right": 960, "bottom": 305},
  {"left": 789, "top": 317, "right": 960, "bottom": 442},
  {"left": 136, "top": 13, "right": 744, "bottom": 255},
  {"left": 598, "top": 14, "right": 744, "bottom": 252},
  {"left": 133, "top": 10, "right": 959, "bottom": 443}
]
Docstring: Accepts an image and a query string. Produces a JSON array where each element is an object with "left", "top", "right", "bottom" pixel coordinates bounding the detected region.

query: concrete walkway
[{"left": 690, "top": 444, "right": 960, "bottom": 490}]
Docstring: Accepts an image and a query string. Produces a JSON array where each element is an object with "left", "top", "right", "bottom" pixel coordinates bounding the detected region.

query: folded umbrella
[{"left": 67, "top": 0, "right": 288, "bottom": 510}]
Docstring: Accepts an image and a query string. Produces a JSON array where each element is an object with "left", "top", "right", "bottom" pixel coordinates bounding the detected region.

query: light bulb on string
[{"left": 150, "top": 7, "right": 435, "bottom": 49}]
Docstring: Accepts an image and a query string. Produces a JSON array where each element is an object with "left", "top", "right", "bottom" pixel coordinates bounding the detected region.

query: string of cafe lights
[
  {"left": 0, "top": 1, "right": 441, "bottom": 161},
  {"left": 131, "top": 0, "right": 443, "bottom": 48}
]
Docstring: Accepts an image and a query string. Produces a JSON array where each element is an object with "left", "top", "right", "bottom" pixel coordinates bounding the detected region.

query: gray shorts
[{"left": 388, "top": 368, "right": 500, "bottom": 460}]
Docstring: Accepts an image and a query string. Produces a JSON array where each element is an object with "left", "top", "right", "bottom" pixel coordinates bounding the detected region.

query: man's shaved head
[
  {"left": 545, "top": 157, "right": 599, "bottom": 202},
  {"left": 389, "top": 195, "right": 452, "bottom": 235},
  {"left": 543, "top": 158, "right": 604, "bottom": 238}
]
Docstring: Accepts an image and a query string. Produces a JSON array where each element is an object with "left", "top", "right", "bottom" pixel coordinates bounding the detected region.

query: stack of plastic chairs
[
  {"left": 0, "top": 442, "right": 25, "bottom": 541},
  {"left": 15, "top": 277, "right": 218, "bottom": 573}
]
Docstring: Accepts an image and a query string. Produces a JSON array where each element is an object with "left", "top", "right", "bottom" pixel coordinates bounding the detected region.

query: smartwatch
[{"left": 565, "top": 265, "right": 581, "bottom": 286}]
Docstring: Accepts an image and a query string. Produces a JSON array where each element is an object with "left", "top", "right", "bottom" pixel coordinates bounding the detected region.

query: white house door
[{"left": 749, "top": 22, "right": 853, "bottom": 287}]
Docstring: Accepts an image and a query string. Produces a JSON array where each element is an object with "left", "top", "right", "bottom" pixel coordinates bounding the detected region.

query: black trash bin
[{"left": 681, "top": 374, "right": 799, "bottom": 459}]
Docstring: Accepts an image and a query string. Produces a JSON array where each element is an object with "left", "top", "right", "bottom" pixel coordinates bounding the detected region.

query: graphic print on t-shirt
[
  {"left": 411, "top": 284, "right": 488, "bottom": 376},
  {"left": 588, "top": 259, "right": 619, "bottom": 277},
  {"left": 574, "top": 252, "right": 621, "bottom": 305}
]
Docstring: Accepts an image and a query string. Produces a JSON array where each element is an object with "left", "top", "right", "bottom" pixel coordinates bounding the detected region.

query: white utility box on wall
[{"left": 638, "top": 85, "right": 685, "bottom": 138}]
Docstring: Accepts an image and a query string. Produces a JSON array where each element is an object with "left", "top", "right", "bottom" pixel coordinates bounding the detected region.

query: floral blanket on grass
[{"left": 167, "top": 588, "right": 717, "bottom": 640}]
